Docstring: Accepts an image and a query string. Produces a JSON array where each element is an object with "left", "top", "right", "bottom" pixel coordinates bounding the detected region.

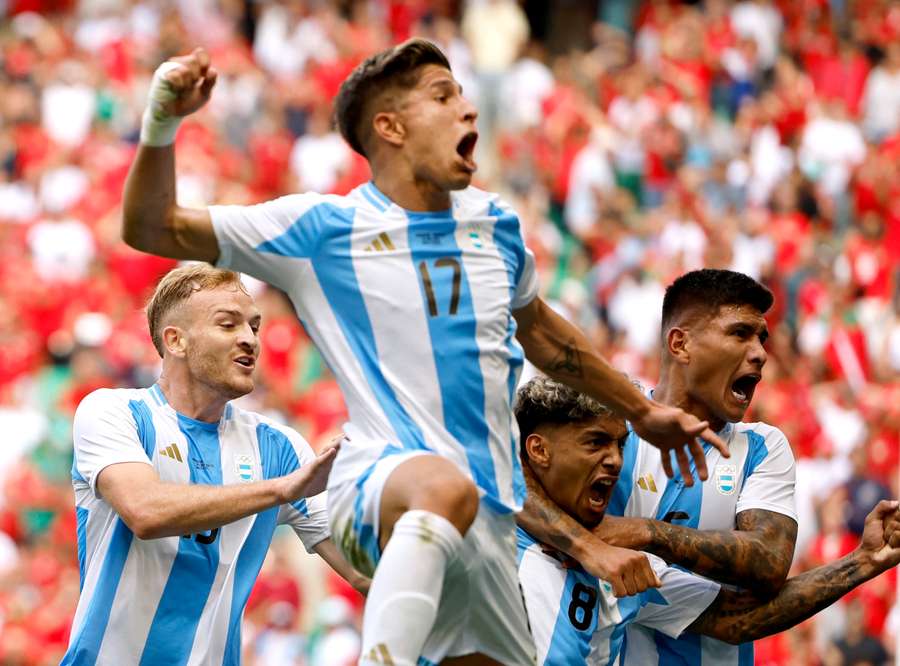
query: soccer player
[
  {"left": 122, "top": 42, "right": 728, "bottom": 665},
  {"left": 515, "top": 375, "right": 900, "bottom": 665},
  {"left": 519, "top": 269, "right": 799, "bottom": 664},
  {"left": 62, "top": 265, "right": 367, "bottom": 665}
]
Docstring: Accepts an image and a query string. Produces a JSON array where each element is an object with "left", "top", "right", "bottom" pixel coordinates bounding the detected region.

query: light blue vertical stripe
[
  {"left": 222, "top": 420, "right": 286, "bottom": 665},
  {"left": 366, "top": 181, "right": 392, "bottom": 209},
  {"left": 76, "top": 507, "right": 88, "bottom": 591},
  {"left": 256, "top": 423, "right": 308, "bottom": 516},
  {"left": 608, "top": 594, "right": 642, "bottom": 665},
  {"left": 651, "top": 444, "right": 707, "bottom": 665},
  {"left": 60, "top": 518, "right": 134, "bottom": 665},
  {"left": 256, "top": 203, "right": 430, "bottom": 454},
  {"left": 544, "top": 568, "right": 598, "bottom": 665},
  {"left": 139, "top": 416, "right": 223, "bottom": 666},
  {"left": 128, "top": 400, "right": 157, "bottom": 459},
  {"left": 608, "top": 431, "right": 640, "bottom": 517},
  {"left": 490, "top": 202, "right": 528, "bottom": 506},
  {"left": 360, "top": 183, "right": 387, "bottom": 212},
  {"left": 406, "top": 210, "right": 499, "bottom": 503},
  {"left": 740, "top": 431, "right": 769, "bottom": 493}
]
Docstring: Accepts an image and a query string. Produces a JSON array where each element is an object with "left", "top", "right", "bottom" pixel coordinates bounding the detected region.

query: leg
[{"left": 360, "top": 455, "right": 480, "bottom": 666}]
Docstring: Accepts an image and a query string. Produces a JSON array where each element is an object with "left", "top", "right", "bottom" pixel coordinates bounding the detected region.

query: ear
[
  {"left": 162, "top": 325, "right": 187, "bottom": 359},
  {"left": 372, "top": 110, "right": 405, "bottom": 149},
  {"left": 524, "top": 433, "right": 551, "bottom": 468},
  {"left": 666, "top": 326, "right": 691, "bottom": 365}
]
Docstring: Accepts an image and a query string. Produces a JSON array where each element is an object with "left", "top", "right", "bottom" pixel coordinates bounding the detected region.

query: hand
[
  {"left": 279, "top": 442, "right": 339, "bottom": 502},
  {"left": 593, "top": 516, "right": 651, "bottom": 550},
  {"left": 858, "top": 500, "right": 900, "bottom": 570},
  {"left": 158, "top": 47, "right": 218, "bottom": 118},
  {"left": 578, "top": 538, "right": 661, "bottom": 597},
  {"left": 630, "top": 400, "right": 730, "bottom": 485}
]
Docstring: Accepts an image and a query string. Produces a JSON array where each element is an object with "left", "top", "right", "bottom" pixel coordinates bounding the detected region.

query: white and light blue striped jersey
[
  {"left": 209, "top": 182, "right": 539, "bottom": 513},
  {"left": 63, "top": 385, "right": 329, "bottom": 666},
  {"left": 607, "top": 400, "right": 797, "bottom": 666},
  {"left": 516, "top": 528, "right": 720, "bottom": 665}
]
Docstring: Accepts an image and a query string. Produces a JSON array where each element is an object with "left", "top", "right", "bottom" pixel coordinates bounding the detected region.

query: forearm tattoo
[
  {"left": 646, "top": 509, "right": 798, "bottom": 595},
  {"left": 548, "top": 338, "right": 584, "bottom": 379},
  {"left": 690, "top": 553, "right": 868, "bottom": 643}
]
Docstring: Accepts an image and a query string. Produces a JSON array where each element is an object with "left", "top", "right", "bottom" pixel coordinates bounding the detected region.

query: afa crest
[
  {"left": 715, "top": 464, "right": 737, "bottom": 495},
  {"left": 234, "top": 454, "right": 255, "bottom": 483}
]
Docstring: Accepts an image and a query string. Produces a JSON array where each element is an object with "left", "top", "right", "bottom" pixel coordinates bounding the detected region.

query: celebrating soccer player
[
  {"left": 62, "top": 265, "right": 367, "bottom": 665},
  {"left": 123, "top": 42, "right": 728, "bottom": 665},
  {"left": 515, "top": 375, "right": 900, "bottom": 665},
  {"left": 520, "top": 269, "right": 799, "bottom": 663}
]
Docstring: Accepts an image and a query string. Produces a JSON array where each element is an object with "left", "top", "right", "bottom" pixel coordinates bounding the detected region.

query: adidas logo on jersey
[
  {"left": 636, "top": 473, "right": 657, "bottom": 493},
  {"left": 364, "top": 232, "right": 396, "bottom": 252},
  {"left": 363, "top": 643, "right": 396, "bottom": 664},
  {"left": 159, "top": 443, "right": 183, "bottom": 463}
]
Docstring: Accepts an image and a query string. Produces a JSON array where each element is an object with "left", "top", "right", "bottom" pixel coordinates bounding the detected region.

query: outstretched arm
[
  {"left": 97, "top": 446, "right": 337, "bottom": 540},
  {"left": 688, "top": 500, "right": 900, "bottom": 644},
  {"left": 313, "top": 539, "right": 371, "bottom": 597},
  {"left": 122, "top": 48, "right": 219, "bottom": 262},
  {"left": 514, "top": 297, "right": 728, "bottom": 484},
  {"left": 595, "top": 510, "right": 797, "bottom": 596}
]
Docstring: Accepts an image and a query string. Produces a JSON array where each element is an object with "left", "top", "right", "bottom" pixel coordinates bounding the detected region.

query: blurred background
[{"left": 0, "top": 0, "right": 898, "bottom": 663}]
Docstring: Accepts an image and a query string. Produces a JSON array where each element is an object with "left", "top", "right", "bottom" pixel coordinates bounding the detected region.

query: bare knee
[
  {"left": 411, "top": 471, "right": 480, "bottom": 536},
  {"left": 381, "top": 456, "right": 480, "bottom": 541}
]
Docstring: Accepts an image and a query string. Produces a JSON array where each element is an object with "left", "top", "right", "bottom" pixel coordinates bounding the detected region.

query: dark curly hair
[
  {"left": 661, "top": 269, "right": 773, "bottom": 331},
  {"left": 514, "top": 376, "right": 615, "bottom": 449},
  {"left": 333, "top": 39, "right": 451, "bottom": 157}
]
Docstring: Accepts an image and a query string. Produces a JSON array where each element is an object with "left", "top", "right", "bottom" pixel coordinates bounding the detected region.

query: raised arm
[
  {"left": 514, "top": 297, "right": 728, "bottom": 483},
  {"left": 688, "top": 500, "right": 900, "bottom": 644},
  {"left": 595, "top": 509, "right": 797, "bottom": 596},
  {"left": 122, "top": 48, "right": 219, "bottom": 262},
  {"left": 97, "top": 446, "right": 336, "bottom": 540}
]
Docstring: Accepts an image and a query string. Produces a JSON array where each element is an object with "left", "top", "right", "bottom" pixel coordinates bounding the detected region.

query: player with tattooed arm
[
  {"left": 520, "top": 269, "right": 797, "bottom": 664},
  {"left": 515, "top": 376, "right": 900, "bottom": 665}
]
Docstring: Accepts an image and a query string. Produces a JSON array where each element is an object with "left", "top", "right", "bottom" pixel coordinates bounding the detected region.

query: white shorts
[{"left": 327, "top": 437, "right": 536, "bottom": 665}]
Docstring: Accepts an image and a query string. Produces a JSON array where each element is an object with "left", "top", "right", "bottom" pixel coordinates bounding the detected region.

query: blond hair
[{"left": 146, "top": 264, "right": 243, "bottom": 357}]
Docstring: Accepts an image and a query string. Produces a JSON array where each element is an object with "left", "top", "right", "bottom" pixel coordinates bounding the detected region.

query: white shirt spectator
[
  {"left": 501, "top": 56, "right": 554, "bottom": 130},
  {"left": 730, "top": 1, "right": 783, "bottom": 69},
  {"left": 0, "top": 178, "right": 38, "bottom": 223},
  {"left": 461, "top": 0, "right": 529, "bottom": 74},
  {"left": 289, "top": 131, "right": 349, "bottom": 194},
  {"left": 565, "top": 131, "right": 616, "bottom": 235},
  {"left": 41, "top": 67, "right": 96, "bottom": 148},
  {"left": 39, "top": 164, "right": 89, "bottom": 214},
  {"left": 607, "top": 274, "right": 665, "bottom": 355},
  {"left": 799, "top": 113, "right": 866, "bottom": 196},
  {"left": 27, "top": 216, "right": 96, "bottom": 283},
  {"left": 861, "top": 56, "right": 900, "bottom": 141},
  {"left": 253, "top": 4, "right": 336, "bottom": 79}
]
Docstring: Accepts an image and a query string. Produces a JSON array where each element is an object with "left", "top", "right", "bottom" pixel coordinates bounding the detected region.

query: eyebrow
[
  {"left": 429, "top": 78, "right": 462, "bottom": 95},
  {"left": 213, "top": 309, "right": 261, "bottom": 322}
]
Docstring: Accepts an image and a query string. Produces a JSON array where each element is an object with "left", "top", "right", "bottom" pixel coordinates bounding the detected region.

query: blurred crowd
[{"left": 0, "top": 0, "right": 898, "bottom": 663}]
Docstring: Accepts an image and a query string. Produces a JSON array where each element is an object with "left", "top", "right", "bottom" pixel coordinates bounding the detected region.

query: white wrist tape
[{"left": 140, "top": 61, "right": 185, "bottom": 146}]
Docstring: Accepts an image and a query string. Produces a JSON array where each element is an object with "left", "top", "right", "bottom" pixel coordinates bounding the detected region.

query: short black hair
[
  {"left": 333, "top": 39, "right": 451, "bottom": 157},
  {"left": 514, "top": 376, "right": 614, "bottom": 450},
  {"left": 661, "top": 269, "right": 773, "bottom": 331}
]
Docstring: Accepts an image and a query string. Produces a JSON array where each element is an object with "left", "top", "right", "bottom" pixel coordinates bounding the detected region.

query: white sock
[{"left": 359, "top": 510, "right": 464, "bottom": 666}]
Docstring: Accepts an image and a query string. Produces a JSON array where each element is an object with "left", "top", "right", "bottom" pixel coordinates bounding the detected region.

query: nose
[
  {"left": 749, "top": 337, "right": 768, "bottom": 368},
  {"left": 461, "top": 96, "right": 478, "bottom": 124},
  {"left": 237, "top": 323, "right": 258, "bottom": 352},
  {"left": 601, "top": 443, "right": 624, "bottom": 476}
]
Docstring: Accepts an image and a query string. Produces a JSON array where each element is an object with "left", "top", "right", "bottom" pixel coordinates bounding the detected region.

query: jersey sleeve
[
  {"left": 73, "top": 389, "right": 154, "bottom": 498},
  {"left": 735, "top": 426, "right": 797, "bottom": 520},
  {"left": 209, "top": 193, "right": 327, "bottom": 292},
  {"left": 634, "top": 554, "right": 720, "bottom": 638},
  {"left": 268, "top": 424, "right": 331, "bottom": 552}
]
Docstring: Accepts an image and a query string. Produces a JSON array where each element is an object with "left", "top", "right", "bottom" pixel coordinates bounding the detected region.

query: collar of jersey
[{"left": 368, "top": 181, "right": 454, "bottom": 219}]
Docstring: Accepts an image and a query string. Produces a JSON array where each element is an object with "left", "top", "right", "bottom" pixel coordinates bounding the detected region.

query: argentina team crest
[
  {"left": 715, "top": 464, "right": 737, "bottom": 495},
  {"left": 234, "top": 455, "right": 255, "bottom": 483}
]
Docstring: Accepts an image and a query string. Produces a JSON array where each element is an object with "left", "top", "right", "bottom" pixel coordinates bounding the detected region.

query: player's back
[
  {"left": 210, "top": 182, "right": 539, "bottom": 512},
  {"left": 64, "top": 386, "right": 327, "bottom": 666}
]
